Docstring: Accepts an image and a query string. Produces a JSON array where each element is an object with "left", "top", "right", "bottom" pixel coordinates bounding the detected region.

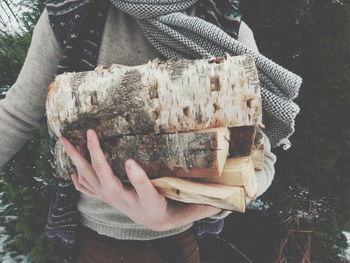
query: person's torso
[
  {"left": 77, "top": 6, "right": 192, "bottom": 240},
  {"left": 97, "top": 7, "right": 160, "bottom": 67}
]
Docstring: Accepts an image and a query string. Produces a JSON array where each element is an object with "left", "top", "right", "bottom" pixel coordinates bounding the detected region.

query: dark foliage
[{"left": 209, "top": 1, "right": 350, "bottom": 262}]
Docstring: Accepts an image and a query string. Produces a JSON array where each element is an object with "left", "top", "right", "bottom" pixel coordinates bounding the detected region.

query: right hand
[{"left": 60, "top": 129, "right": 222, "bottom": 231}]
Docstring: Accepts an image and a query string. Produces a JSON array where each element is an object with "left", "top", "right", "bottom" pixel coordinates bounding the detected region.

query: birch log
[
  {"left": 46, "top": 54, "right": 262, "bottom": 144},
  {"left": 53, "top": 125, "right": 260, "bottom": 180},
  {"left": 108, "top": 127, "right": 230, "bottom": 179}
]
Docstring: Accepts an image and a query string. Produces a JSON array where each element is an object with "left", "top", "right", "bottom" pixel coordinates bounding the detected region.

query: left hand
[{"left": 59, "top": 129, "right": 221, "bottom": 231}]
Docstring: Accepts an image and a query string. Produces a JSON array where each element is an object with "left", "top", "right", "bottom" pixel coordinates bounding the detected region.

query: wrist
[
  {"left": 206, "top": 209, "right": 231, "bottom": 220},
  {"left": 167, "top": 203, "right": 221, "bottom": 229}
]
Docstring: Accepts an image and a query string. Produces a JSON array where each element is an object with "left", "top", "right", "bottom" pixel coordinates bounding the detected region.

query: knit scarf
[
  {"left": 45, "top": 0, "right": 303, "bottom": 260},
  {"left": 111, "top": 0, "right": 301, "bottom": 149}
]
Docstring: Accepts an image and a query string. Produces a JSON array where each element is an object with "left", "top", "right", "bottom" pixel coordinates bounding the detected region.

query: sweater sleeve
[
  {"left": 0, "top": 9, "right": 62, "bottom": 169},
  {"left": 207, "top": 21, "right": 276, "bottom": 220}
]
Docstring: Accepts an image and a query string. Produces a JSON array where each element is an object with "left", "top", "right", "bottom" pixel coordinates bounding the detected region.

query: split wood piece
[
  {"left": 228, "top": 126, "right": 255, "bottom": 157},
  {"left": 151, "top": 177, "right": 246, "bottom": 212},
  {"left": 54, "top": 127, "right": 230, "bottom": 180},
  {"left": 250, "top": 128, "right": 265, "bottom": 170},
  {"left": 199, "top": 156, "right": 258, "bottom": 198},
  {"left": 46, "top": 54, "right": 262, "bottom": 145}
]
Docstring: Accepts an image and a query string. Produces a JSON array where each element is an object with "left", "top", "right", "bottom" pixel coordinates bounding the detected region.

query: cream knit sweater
[{"left": 0, "top": 6, "right": 276, "bottom": 240}]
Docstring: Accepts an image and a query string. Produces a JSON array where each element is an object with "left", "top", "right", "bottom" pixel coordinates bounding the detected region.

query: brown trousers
[{"left": 71, "top": 225, "right": 201, "bottom": 263}]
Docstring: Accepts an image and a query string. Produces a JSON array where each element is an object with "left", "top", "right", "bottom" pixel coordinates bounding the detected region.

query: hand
[{"left": 59, "top": 129, "right": 221, "bottom": 231}]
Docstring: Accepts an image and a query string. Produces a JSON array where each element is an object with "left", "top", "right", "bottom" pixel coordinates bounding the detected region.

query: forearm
[{"left": 0, "top": 9, "right": 62, "bottom": 169}]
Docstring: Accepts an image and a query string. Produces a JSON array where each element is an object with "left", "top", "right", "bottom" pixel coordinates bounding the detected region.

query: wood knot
[
  {"left": 247, "top": 99, "right": 253, "bottom": 108},
  {"left": 90, "top": 91, "right": 98, "bottom": 105},
  {"left": 149, "top": 78, "right": 159, "bottom": 99},
  {"left": 125, "top": 113, "right": 132, "bottom": 124},
  {"left": 209, "top": 58, "right": 225, "bottom": 64},
  {"left": 183, "top": 107, "right": 191, "bottom": 117},
  {"left": 213, "top": 103, "right": 221, "bottom": 113},
  {"left": 152, "top": 110, "right": 159, "bottom": 120},
  {"left": 210, "top": 76, "right": 220, "bottom": 91}
]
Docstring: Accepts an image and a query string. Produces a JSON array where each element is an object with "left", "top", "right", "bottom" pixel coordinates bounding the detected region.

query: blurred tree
[{"left": 217, "top": 0, "right": 350, "bottom": 262}]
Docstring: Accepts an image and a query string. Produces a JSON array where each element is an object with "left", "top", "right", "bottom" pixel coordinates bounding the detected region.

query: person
[{"left": 0, "top": 0, "right": 285, "bottom": 262}]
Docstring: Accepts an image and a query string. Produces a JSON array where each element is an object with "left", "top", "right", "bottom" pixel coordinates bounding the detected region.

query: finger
[
  {"left": 85, "top": 130, "right": 130, "bottom": 205},
  {"left": 59, "top": 137, "right": 89, "bottom": 167},
  {"left": 125, "top": 159, "right": 161, "bottom": 202},
  {"left": 71, "top": 173, "right": 98, "bottom": 198},
  {"left": 86, "top": 129, "right": 119, "bottom": 183},
  {"left": 60, "top": 137, "right": 101, "bottom": 189},
  {"left": 74, "top": 173, "right": 95, "bottom": 193}
]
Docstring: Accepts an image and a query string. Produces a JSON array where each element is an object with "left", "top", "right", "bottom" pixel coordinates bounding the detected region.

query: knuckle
[
  {"left": 99, "top": 192, "right": 108, "bottom": 202},
  {"left": 74, "top": 183, "right": 82, "bottom": 191},
  {"left": 99, "top": 190, "right": 112, "bottom": 204},
  {"left": 77, "top": 175, "right": 84, "bottom": 184},
  {"left": 130, "top": 171, "right": 148, "bottom": 185},
  {"left": 85, "top": 192, "right": 95, "bottom": 198},
  {"left": 92, "top": 159, "right": 104, "bottom": 172},
  {"left": 132, "top": 175, "right": 146, "bottom": 185}
]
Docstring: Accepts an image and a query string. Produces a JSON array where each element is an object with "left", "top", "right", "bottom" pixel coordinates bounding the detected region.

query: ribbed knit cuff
[{"left": 79, "top": 211, "right": 193, "bottom": 241}]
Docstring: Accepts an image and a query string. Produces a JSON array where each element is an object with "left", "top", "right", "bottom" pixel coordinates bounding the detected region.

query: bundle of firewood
[{"left": 46, "top": 54, "right": 264, "bottom": 212}]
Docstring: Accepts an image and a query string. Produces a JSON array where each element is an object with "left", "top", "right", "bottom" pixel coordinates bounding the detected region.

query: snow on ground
[
  {"left": 0, "top": 200, "right": 29, "bottom": 263},
  {"left": 343, "top": 232, "right": 350, "bottom": 260},
  {"left": 0, "top": 0, "right": 29, "bottom": 32},
  {"left": 0, "top": 225, "right": 29, "bottom": 263}
]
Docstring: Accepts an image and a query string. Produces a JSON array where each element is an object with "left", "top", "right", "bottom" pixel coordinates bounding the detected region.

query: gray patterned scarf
[{"left": 111, "top": 0, "right": 302, "bottom": 149}]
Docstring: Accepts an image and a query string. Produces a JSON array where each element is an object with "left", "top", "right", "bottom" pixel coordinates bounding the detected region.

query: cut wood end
[
  {"left": 196, "top": 127, "right": 230, "bottom": 176},
  {"left": 202, "top": 156, "right": 258, "bottom": 198},
  {"left": 225, "top": 156, "right": 258, "bottom": 199}
]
